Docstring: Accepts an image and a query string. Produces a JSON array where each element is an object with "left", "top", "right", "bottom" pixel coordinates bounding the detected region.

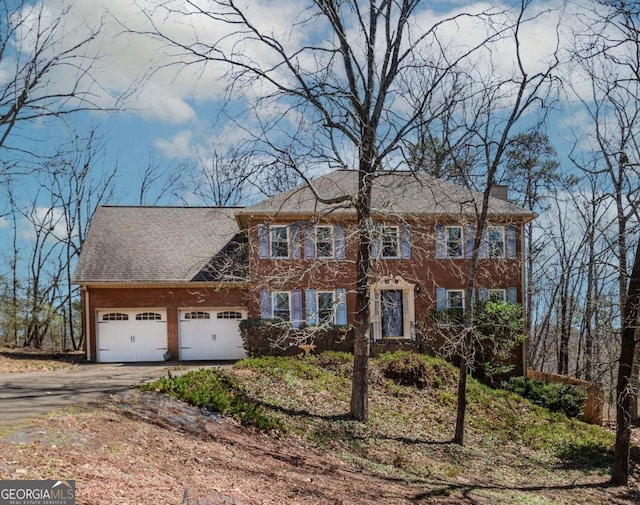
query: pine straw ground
[
  {"left": 0, "top": 345, "right": 83, "bottom": 373},
  {"left": 1, "top": 351, "right": 639, "bottom": 505}
]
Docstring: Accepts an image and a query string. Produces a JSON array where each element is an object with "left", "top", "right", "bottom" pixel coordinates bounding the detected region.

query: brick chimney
[{"left": 489, "top": 185, "right": 509, "bottom": 201}]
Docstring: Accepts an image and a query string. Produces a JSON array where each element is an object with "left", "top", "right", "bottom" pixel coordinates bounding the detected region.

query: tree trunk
[
  {"left": 631, "top": 348, "right": 640, "bottom": 425},
  {"left": 350, "top": 168, "right": 374, "bottom": 422},
  {"left": 583, "top": 209, "right": 597, "bottom": 381},
  {"left": 558, "top": 272, "right": 569, "bottom": 375},
  {"left": 611, "top": 238, "right": 640, "bottom": 486},
  {"left": 454, "top": 345, "right": 469, "bottom": 444}
]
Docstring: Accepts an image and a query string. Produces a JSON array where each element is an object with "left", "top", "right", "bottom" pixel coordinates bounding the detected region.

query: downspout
[{"left": 83, "top": 286, "right": 91, "bottom": 362}]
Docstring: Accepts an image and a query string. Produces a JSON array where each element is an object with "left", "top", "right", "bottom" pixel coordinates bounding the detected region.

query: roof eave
[
  {"left": 73, "top": 280, "right": 249, "bottom": 289},
  {"left": 235, "top": 209, "right": 537, "bottom": 223}
]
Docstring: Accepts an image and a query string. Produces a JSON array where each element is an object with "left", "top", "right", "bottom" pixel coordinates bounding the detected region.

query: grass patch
[
  {"left": 229, "top": 352, "right": 620, "bottom": 486},
  {"left": 138, "top": 351, "right": 632, "bottom": 502},
  {"left": 139, "top": 368, "right": 283, "bottom": 432}
]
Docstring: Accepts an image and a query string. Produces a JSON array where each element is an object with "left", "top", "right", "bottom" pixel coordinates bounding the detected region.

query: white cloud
[
  {"left": 12, "top": 0, "right": 617, "bottom": 158},
  {"left": 18, "top": 207, "right": 70, "bottom": 242},
  {"left": 154, "top": 130, "right": 194, "bottom": 158},
  {"left": 0, "top": 216, "right": 9, "bottom": 229},
  {"left": 14, "top": 2, "right": 566, "bottom": 117}
]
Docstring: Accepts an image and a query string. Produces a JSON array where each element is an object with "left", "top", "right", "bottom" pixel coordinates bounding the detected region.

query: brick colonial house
[{"left": 73, "top": 170, "right": 535, "bottom": 370}]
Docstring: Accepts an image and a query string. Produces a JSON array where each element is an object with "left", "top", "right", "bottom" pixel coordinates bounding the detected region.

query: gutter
[{"left": 73, "top": 281, "right": 250, "bottom": 289}]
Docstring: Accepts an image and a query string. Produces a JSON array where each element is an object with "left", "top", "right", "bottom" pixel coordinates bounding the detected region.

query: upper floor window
[
  {"left": 381, "top": 226, "right": 399, "bottom": 258},
  {"left": 315, "top": 226, "right": 334, "bottom": 258},
  {"left": 270, "top": 226, "right": 289, "bottom": 258},
  {"left": 487, "top": 226, "right": 505, "bottom": 258},
  {"left": 317, "top": 291, "right": 335, "bottom": 324},
  {"left": 272, "top": 291, "right": 291, "bottom": 321},
  {"left": 446, "top": 226, "right": 463, "bottom": 258}
]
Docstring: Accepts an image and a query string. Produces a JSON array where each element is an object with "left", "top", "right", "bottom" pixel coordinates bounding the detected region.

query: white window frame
[
  {"left": 488, "top": 289, "right": 506, "bottom": 303},
  {"left": 446, "top": 289, "right": 465, "bottom": 310},
  {"left": 184, "top": 311, "right": 211, "bottom": 320},
  {"left": 270, "top": 225, "right": 290, "bottom": 259},
  {"left": 381, "top": 225, "right": 400, "bottom": 259},
  {"left": 445, "top": 226, "right": 464, "bottom": 258},
  {"left": 487, "top": 226, "right": 506, "bottom": 259},
  {"left": 272, "top": 291, "right": 291, "bottom": 321},
  {"left": 316, "top": 290, "right": 336, "bottom": 324},
  {"left": 102, "top": 312, "right": 129, "bottom": 321},
  {"left": 315, "top": 225, "right": 335, "bottom": 259}
]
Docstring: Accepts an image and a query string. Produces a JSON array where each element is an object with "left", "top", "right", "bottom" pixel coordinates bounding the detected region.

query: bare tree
[
  {"left": 440, "top": 21, "right": 560, "bottom": 443},
  {"left": 571, "top": 0, "right": 640, "bottom": 485},
  {"left": 137, "top": 153, "right": 186, "bottom": 206},
  {"left": 190, "top": 145, "right": 260, "bottom": 206},
  {"left": 132, "top": 0, "right": 562, "bottom": 423},
  {"left": 1, "top": 185, "right": 23, "bottom": 346},
  {"left": 0, "top": 1, "right": 107, "bottom": 162},
  {"left": 49, "top": 131, "right": 117, "bottom": 349},
  {"left": 4, "top": 130, "right": 116, "bottom": 349},
  {"left": 612, "top": 232, "right": 640, "bottom": 485}
]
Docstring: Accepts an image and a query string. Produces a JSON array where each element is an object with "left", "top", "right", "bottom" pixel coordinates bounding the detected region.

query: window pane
[
  {"left": 382, "top": 226, "right": 398, "bottom": 258},
  {"left": 273, "top": 292, "right": 290, "bottom": 320},
  {"left": 488, "top": 227, "right": 505, "bottom": 258},
  {"left": 447, "top": 291, "right": 464, "bottom": 309},
  {"left": 316, "top": 226, "right": 334, "bottom": 258},
  {"left": 270, "top": 227, "right": 289, "bottom": 258},
  {"left": 317, "top": 292, "right": 334, "bottom": 323},
  {"left": 446, "top": 227, "right": 463, "bottom": 257}
]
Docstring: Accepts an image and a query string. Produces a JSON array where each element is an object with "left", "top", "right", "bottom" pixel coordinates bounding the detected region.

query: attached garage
[
  {"left": 73, "top": 207, "right": 252, "bottom": 362},
  {"left": 96, "top": 310, "right": 168, "bottom": 363},
  {"left": 179, "top": 309, "right": 247, "bottom": 360}
]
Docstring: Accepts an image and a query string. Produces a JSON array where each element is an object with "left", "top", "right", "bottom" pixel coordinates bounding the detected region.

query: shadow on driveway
[{"left": 0, "top": 361, "right": 231, "bottom": 429}]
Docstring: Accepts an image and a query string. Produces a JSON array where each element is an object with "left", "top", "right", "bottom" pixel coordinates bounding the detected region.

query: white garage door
[
  {"left": 179, "top": 309, "right": 247, "bottom": 360},
  {"left": 97, "top": 310, "right": 168, "bottom": 362}
]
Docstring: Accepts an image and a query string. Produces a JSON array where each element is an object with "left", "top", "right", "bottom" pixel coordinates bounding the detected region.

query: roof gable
[
  {"left": 72, "top": 206, "right": 246, "bottom": 284},
  {"left": 237, "top": 170, "right": 535, "bottom": 221}
]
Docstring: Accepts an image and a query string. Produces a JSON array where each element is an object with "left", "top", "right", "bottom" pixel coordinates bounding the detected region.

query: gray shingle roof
[
  {"left": 237, "top": 169, "right": 535, "bottom": 219},
  {"left": 72, "top": 206, "right": 246, "bottom": 284}
]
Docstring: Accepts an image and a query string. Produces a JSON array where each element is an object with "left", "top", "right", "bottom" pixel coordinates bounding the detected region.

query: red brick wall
[
  {"left": 85, "top": 286, "right": 247, "bottom": 361},
  {"left": 245, "top": 216, "right": 524, "bottom": 319},
  {"left": 244, "top": 216, "right": 525, "bottom": 372}
]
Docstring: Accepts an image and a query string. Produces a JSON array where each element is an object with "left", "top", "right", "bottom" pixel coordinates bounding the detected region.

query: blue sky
[{"left": 0, "top": 0, "right": 619, "bottom": 257}]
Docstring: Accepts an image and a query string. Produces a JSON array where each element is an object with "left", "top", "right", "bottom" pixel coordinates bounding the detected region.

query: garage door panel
[
  {"left": 179, "top": 309, "right": 246, "bottom": 360},
  {"left": 97, "top": 310, "right": 167, "bottom": 363}
]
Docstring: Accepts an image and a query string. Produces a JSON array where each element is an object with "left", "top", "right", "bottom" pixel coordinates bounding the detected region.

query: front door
[{"left": 381, "top": 290, "right": 404, "bottom": 338}]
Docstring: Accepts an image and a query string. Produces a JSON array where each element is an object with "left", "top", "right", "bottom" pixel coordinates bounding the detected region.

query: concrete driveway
[{"left": 0, "top": 362, "right": 226, "bottom": 429}]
